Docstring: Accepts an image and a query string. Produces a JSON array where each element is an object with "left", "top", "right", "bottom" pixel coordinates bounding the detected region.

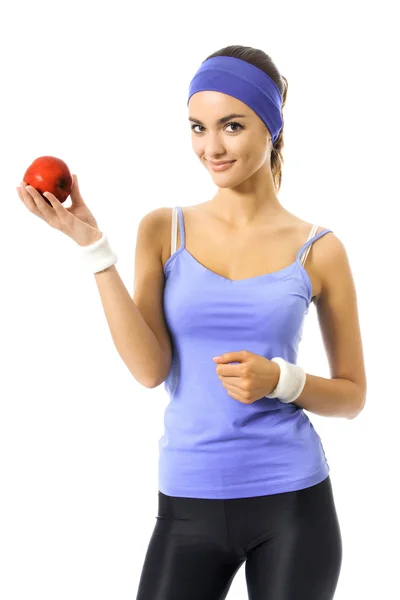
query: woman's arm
[
  {"left": 93, "top": 209, "right": 172, "bottom": 388},
  {"left": 294, "top": 234, "right": 367, "bottom": 419}
]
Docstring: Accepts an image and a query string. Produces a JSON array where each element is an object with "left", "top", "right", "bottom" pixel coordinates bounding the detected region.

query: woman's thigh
[
  {"left": 135, "top": 492, "right": 245, "bottom": 600},
  {"left": 244, "top": 476, "right": 343, "bottom": 600}
]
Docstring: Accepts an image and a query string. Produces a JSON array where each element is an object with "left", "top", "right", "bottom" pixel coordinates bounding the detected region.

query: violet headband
[{"left": 187, "top": 56, "right": 283, "bottom": 143}]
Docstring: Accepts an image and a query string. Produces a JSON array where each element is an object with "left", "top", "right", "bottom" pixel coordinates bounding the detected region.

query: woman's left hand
[{"left": 213, "top": 350, "right": 280, "bottom": 404}]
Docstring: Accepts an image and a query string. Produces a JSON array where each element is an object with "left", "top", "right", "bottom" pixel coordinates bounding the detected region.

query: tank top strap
[
  {"left": 171, "top": 206, "right": 185, "bottom": 255},
  {"left": 296, "top": 224, "right": 333, "bottom": 265}
]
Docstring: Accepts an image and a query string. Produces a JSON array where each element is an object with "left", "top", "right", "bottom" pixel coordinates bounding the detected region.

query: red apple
[{"left": 23, "top": 156, "right": 73, "bottom": 207}]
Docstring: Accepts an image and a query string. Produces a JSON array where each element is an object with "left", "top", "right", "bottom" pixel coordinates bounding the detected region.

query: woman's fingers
[
  {"left": 18, "top": 183, "right": 44, "bottom": 219},
  {"left": 18, "top": 183, "right": 61, "bottom": 229}
]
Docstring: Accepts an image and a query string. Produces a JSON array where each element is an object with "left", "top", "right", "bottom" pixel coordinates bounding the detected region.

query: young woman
[{"left": 17, "top": 44, "right": 366, "bottom": 600}]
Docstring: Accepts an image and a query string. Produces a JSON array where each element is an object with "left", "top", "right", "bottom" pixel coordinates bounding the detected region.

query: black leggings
[{"left": 136, "top": 475, "right": 342, "bottom": 600}]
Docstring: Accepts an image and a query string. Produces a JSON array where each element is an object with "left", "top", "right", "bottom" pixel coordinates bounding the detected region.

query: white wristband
[
  {"left": 266, "top": 357, "right": 306, "bottom": 403},
  {"left": 78, "top": 231, "right": 118, "bottom": 273}
]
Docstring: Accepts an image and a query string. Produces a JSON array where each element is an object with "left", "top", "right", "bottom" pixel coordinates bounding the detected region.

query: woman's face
[{"left": 188, "top": 91, "right": 273, "bottom": 188}]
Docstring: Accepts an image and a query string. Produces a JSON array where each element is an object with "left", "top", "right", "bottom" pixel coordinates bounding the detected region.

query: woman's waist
[{"left": 162, "top": 399, "right": 314, "bottom": 448}]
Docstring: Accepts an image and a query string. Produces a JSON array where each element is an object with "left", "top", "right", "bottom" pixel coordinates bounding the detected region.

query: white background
[{"left": 1, "top": 1, "right": 398, "bottom": 598}]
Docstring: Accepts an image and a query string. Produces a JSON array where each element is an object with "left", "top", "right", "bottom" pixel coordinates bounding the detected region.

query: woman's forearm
[
  {"left": 293, "top": 373, "right": 366, "bottom": 419},
  {"left": 93, "top": 264, "right": 169, "bottom": 388}
]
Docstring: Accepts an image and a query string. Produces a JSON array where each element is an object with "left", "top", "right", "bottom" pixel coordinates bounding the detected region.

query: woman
[{"left": 17, "top": 44, "right": 366, "bottom": 600}]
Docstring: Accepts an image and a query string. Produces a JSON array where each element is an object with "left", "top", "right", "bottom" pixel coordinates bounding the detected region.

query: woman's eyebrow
[{"left": 188, "top": 113, "right": 248, "bottom": 125}]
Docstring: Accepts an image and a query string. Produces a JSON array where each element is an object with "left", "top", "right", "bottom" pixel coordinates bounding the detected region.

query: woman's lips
[{"left": 209, "top": 160, "right": 236, "bottom": 171}]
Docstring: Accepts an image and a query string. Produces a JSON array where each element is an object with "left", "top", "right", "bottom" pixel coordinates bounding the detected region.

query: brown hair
[{"left": 203, "top": 45, "right": 288, "bottom": 192}]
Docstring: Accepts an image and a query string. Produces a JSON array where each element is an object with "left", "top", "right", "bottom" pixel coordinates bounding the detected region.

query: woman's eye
[
  {"left": 225, "top": 122, "right": 243, "bottom": 133},
  {"left": 190, "top": 124, "right": 205, "bottom": 133},
  {"left": 190, "top": 122, "right": 243, "bottom": 134}
]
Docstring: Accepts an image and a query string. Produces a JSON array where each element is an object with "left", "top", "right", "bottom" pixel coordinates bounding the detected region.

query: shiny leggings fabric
[{"left": 136, "top": 476, "right": 342, "bottom": 600}]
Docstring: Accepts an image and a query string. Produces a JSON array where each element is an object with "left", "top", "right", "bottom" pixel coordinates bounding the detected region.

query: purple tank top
[{"left": 160, "top": 206, "right": 332, "bottom": 499}]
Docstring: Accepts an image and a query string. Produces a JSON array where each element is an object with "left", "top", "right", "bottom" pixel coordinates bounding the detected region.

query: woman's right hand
[{"left": 17, "top": 174, "right": 102, "bottom": 247}]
